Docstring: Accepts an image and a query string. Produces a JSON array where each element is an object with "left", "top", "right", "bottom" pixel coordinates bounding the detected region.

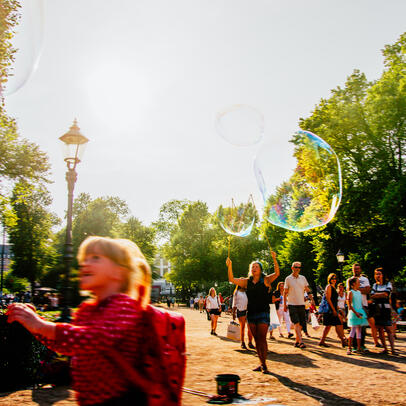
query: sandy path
[{"left": 0, "top": 306, "right": 405, "bottom": 405}]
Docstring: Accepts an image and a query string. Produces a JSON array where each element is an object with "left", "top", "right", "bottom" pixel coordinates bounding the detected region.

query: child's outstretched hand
[{"left": 6, "top": 303, "right": 45, "bottom": 334}]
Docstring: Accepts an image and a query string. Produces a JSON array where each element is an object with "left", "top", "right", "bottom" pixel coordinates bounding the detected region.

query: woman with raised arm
[{"left": 226, "top": 251, "right": 279, "bottom": 374}]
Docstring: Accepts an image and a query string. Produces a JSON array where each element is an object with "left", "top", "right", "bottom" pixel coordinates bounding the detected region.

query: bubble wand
[{"left": 227, "top": 235, "right": 231, "bottom": 258}]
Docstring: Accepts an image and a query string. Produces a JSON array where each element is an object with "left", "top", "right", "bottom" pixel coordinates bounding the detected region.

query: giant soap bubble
[
  {"left": 218, "top": 195, "right": 256, "bottom": 237},
  {"left": 254, "top": 130, "right": 341, "bottom": 231},
  {"left": 215, "top": 104, "right": 264, "bottom": 147},
  {"left": 0, "top": 0, "right": 44, "bottom": 96}
]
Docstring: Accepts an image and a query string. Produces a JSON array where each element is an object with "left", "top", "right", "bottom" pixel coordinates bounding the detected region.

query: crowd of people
[
  {"left": 1, "top": 291, "right": 59, "bottom": 311},
  {"left": 3, "top": 235, "right": 405, "bottom": 404},
  {"left": 200, "top": 253, "right": 405, "bottom": 374}
]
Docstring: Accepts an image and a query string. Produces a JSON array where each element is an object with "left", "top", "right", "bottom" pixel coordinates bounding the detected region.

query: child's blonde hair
[{"left": 77, "top": 236, "right": 151, "bottom": 307}]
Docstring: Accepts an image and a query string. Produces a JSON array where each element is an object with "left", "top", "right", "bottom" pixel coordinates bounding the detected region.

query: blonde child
[
  {"left": 7, "top": 236, "right": 151, "bottom": 406},
  {"left": 347, "top": 276, "right": 368, "bottom": 355}
]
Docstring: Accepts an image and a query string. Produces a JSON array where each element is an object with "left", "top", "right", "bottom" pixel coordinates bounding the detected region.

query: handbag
[
  {"left": 311, "top": 312, "right": 320, "bottom": 330},
  {"left": 318, "top": 294, "right": 330, "bottom": 314},
  {"left": 227, "top": 321, "right": 241, "bottom": 341},
  {"left": 269, "top": 304, "right": 281, "bottom": 329}
]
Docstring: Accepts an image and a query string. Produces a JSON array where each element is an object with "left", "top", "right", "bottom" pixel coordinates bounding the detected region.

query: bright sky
[{"left": 5, "top": 0, "right": 406, "bottom": 227}]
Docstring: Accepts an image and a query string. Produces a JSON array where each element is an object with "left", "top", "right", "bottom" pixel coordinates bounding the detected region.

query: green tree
[
  {"left": 119, "top": 216, "right": 157, "bottom": 264},
  {"left": 162, "top": 199, "right": 268, "bottom": 299},
  {"left": 0, "top": 0, "right": 20, "bottom": 96},
  {"left": 7, "top": 181, "right": 58, "bottom": 292},
  {"left": 152, "top": 199, "right": 190, "bottom": 243},
  {"left": 71, "top": 193, "right": 129, "bottom": 252},
  {"left": 164, "top": 201, "right": 216, "bottom": 295},
  {"left": 298, "top": 33, "right": 406, "bottom": 283}
]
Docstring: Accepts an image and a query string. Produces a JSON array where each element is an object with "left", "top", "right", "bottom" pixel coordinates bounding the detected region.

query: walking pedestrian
[{"left": 283, "top": 261, "right": 314, "bottom": 349}]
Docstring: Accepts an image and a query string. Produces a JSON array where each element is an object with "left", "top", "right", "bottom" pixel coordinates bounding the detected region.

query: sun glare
[{"left": 85, "top": 61, "right": 155, "bottom": 130}]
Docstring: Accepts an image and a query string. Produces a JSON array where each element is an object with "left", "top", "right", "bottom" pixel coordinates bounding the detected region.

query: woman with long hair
[
  {"left": 318, "top": 273, "right": 347, "bottom": 347},
  {"left": 206, "top": 287, "right": 221, "bottom": 336},
  {"left": 226, "top": 251, "right": 280, "bottom": 374},
  {"left": 272, "top": 282, "right": 293, "bottom": 338}
]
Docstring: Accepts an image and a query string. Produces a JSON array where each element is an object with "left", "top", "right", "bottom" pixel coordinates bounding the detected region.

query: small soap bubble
[
  {"left": 254, "top": 130, "right": 342, "bottom": 231},
  {"left": 218, "top": 195, "right": 256, "bottom": 237},
  {"left": 215, "top": 104, "right": 264, "bottom": 147},
  {"left": 1, "top": 0, "right": 44, "bottom": 96}
]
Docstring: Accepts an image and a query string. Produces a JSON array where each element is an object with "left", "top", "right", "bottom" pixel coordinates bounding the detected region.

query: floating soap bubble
[
  {"left": 215, "top": 104, "right": 264, "bottom": 147},
  {"left": 254, "top": 130, "right": 342, "bottom": 231},
  {"left": 0, "top": 0, "right": 44, "bottom": 96},
  {"left": 218, "top": 195, "right": 256, "bottom": 237}
]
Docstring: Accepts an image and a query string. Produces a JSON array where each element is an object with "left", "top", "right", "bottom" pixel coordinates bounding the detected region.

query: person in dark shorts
[
  {"left": 206, "top": 287, "right": 221, "bottom": 335},
  {"left": 371, "top": 268, "right": 396, "bottom": 355},
  {"left": 226, "top": 250, "right": 280, "bottom": 374},
  {"left": 283, "top": 261, "right": 314, "bottom": 349}
]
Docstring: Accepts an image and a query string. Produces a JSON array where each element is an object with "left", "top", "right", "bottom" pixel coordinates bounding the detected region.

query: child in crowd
[
  {"left": 347, "top": 276, "right": 369, "bottom": 355},
  {"left": 7, "top": 236, "right": 152, "bottom": 406}
]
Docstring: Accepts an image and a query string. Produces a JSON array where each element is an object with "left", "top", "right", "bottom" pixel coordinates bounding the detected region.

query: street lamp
[
  {"left": 336, "top": 249, "right": 345, "bottom": 281},
  {"left": 59, "top": 119, "right": 89, "bottom": 321},
  {"left": 0, "top": 224, "right": 6, "bottom": 299}
]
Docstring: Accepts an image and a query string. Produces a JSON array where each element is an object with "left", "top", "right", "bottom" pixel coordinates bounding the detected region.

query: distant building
[
  {"left": 151, "top": 256, "right": 175, "bottom": 300},
  {"left": 0, "top": 244, "right": 12, "bottom": 273}
]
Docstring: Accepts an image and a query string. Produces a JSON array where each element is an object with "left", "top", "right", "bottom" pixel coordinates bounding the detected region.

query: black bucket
[{"left": 215, "top": 374, "right": 240, "bottom": 396}]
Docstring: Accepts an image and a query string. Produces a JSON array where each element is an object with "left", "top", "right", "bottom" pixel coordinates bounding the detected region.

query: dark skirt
[
  {"left": 322, "top": 312, "right": 342, "bottom": 326},
  {"left": 373, "top": 303, "right": 392, "bottom": 327}
]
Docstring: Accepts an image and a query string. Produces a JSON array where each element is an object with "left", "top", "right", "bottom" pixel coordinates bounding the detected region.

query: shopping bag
[
  {"left": 227, "top": 321, "right": 241, "bottom": 341},
  {"left": 269, "top": 304, "right": 281, "bottom": 330},
  {"left": 311, "top": 312, "right": 320, "bottom": 330}
]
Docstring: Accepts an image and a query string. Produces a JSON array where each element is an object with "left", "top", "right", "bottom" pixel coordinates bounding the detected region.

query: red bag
[{"left": 108, "top": 305, "right": 186, "bottom": 406}]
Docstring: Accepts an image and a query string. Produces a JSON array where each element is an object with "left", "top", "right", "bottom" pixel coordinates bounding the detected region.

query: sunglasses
[{"left": 293, "top": 266, "right": 301, "bottom": 269}]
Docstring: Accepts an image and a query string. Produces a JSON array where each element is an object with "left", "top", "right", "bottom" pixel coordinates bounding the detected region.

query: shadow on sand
[
  {"left": 267, "top": 371, "right": 365, "bottom": 406},
  {"left": 307, "top": 347, "right": 406, "bottom": 374},
  {"left": 218, "top": 335, "right": 320, "bottom": 369}
]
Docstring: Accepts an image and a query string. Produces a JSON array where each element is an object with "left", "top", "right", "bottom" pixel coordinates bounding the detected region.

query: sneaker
[
  {"left": 241, "top": 342, "right": 247, "bottom": 350},
  {"left": 288, "top": 333, "right": 294, "bottom": 339},
  {"left": 212, "top": 331, "right": 218, "bottom": 336},
  {"left": 248, "top": 343, "right": 256, "bottom": 349}
]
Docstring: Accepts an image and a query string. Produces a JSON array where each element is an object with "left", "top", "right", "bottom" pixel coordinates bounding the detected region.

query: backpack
[
  {"left": 318, "top": 293, "right": 330, "bottom": 314},
  {"left": 108, "top": 305, "right": 186, "bottom": 406}
]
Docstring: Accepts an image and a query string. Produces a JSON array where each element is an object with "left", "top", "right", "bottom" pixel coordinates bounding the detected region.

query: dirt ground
[{"left": 0, "top": 306, "right": 405, "bottom": 406}]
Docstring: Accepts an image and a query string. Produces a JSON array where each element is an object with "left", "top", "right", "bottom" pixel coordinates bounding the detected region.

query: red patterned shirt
[{"left": 37, "top": 294, "right": 147, "bottom": 405}]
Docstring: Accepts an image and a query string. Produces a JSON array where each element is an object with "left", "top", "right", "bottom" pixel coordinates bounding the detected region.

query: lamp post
[
  {"left": 0, "top": 224, "right": 6, "bottom": 299},
  {"left": 59, "top": 119, "right": 89, "bottom": 321},
  {"left": 336, "top": 249, "right": 345, "bottom": 281}
]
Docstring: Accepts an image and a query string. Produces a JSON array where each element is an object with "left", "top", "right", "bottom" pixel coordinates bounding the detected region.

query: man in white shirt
[{"left": 283, "top": 261, "right": 313, "bottom": 348}]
